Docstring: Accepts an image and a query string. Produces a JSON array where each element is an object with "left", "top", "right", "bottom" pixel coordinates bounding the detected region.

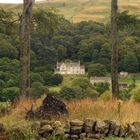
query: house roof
[{"left": 90, "top": 77, "right": 111, "bottom": 80}]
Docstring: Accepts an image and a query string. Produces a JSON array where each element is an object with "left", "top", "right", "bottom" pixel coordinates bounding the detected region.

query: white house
[
  {"left": 120, "top": 71, "right": 128, "bottom": 77},
  {"left": 55, "top": 60, "right": 85, "bottom": 75}
]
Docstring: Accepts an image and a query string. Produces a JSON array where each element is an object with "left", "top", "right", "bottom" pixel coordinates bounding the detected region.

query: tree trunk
[
  {"left": 19, "top": 0, "right": 33, "bottom": 98},
  {"left": 111, "top": 0, "right": 119, "bottom": 99}
]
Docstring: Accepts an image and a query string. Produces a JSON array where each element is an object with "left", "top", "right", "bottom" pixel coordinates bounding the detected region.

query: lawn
[{"left": 49, "top": 74, "right": 140, "bottom": 92}]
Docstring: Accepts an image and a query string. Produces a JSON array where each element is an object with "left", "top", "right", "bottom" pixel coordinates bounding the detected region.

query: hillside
[{"left": 0, "top": 0, "right": 140, "bottom": 23}]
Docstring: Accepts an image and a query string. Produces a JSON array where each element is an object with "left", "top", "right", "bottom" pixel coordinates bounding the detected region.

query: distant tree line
[{"left": 0, "top": 8, "right": 140, "bottom": 101}]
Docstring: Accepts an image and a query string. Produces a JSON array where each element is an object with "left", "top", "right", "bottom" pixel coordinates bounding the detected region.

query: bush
[
  {"left": 72, "top": 86, "right": 85, "bottom": 99},
  {"left": 119, "top": 89, "right": 131, "bottom": 100},
  {"left": 31, "top": 72, "right": 44, "bottom": 84},
  {"left": 57, "top": 86, "right": 99, "bottom": 100},
  {"left": 0, "top": 87, "right": 19, "bottom": 102},
  {"left": 47, "top": 90, "right": 60, "bottom": 98},
  {"left": 85, "top": 87, "right": 99, "bottom": 99},
  {"left": 100, "top": 90, "right": 112, "bottom": 101},
  {"left": 0, "top": 71, "right": 9, "bottom": 81},
  {"left": 132, "top": 88, "right": 140, "bottom": 102},
  {"left": 95, "top": 82, "right": 110, "bottom": 94},
  {"left": 30, "top": 82, "right": 48, "bottom": 99},
  {"left": 51, "top": 74, "right": 63, "bottom": 86},
  {"left": 0, "top": 80, "right": 5, "bottom": 93},
  {"left": 59, "top": 86, "right": 77, "bottom": 100},
  {"left": 88, "top": 63, "right": 107, "bottom": 77},
  {"left": 72, "top": 78, "right": 91, "bottom": 89},
  {"left": 6, "top": 79, "right": 17, "bottom": 87}
]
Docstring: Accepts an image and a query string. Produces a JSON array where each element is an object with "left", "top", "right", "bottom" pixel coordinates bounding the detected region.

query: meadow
[
  {"left": 0, "top": 0, "right": 140, "bottom": 22},
  {"left": 49, "top": 74, "right": 140, "bottom": 92}
]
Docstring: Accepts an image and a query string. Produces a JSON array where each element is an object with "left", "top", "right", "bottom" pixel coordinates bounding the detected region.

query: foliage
[
  {"left": 51, "top": 74, "right": 63, "bottom": 86},
  {"left": 72, "top": 78, "right": 91, "bottom": 89},
  {"left": 30, "top": 82, "right": 48, "bottom": 99},
  {"left": 0, "top": 87, "right": 19, "bottom": 102},
  {"left": 88, "top": 63, "right": 107, "bottom": 77},
  {"left": 100, "top": 90, "right": 112, "bottom": 101},
  {"left": 85, "top": 87, "right": 99, "bottom": 99},
  {"left": 58, "top": 86, "right": 77, "bottom": 100},
  {"left": 31, "top": 72, "right": 44, "bottom": 84},
  {"left": 95, "top": 82, "right": 110, "bottom": 94},
  {"left": 132, "top": 88, "right": 140, "bottom": 102},
  {"left": 119, "top": 89, "right": 131, "bottom": 101}
]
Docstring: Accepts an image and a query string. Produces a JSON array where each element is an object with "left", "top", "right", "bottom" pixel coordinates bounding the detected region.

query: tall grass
[{"left": 0, "top": 98, "right": 140, "bottom": 127}]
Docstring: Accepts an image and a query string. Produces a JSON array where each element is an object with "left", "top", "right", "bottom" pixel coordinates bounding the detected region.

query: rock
[
  {"left": 39, "top": 125, "right": 53, "bottom": 136},
  {"left": 104, "top": 120, "right": 111, "bottom": 135},
  {"left": 65, "top": 134, "right": 70, "bottom": 139},
  {"left": 109, "top": 121, "right": 121, "bottom": 136},
  {"left": 64, "top": 121, "right": 70, "bottom": 133},
  {"left": 95, "top": 120, "right": 106, "bottom": 133},
  {"left": 70, "top": 119, "right": 83, "bottom": 135},
  {"left": 119, "top": 125, "right": 128, "bottom": 137},
  {"left": 83, "top": 118, "right": 96, "bottom": 133},
  {"left": 127, "top": 124, "right": 137, "bottom": 137},
  {"left": 70, "top": 135, "right": 79, "bottom": 139},
  {"left": 27, "top": 95, "right": 68, "bottom": 119},
  {"left": 70, "top": 126, "right": 83, "bottom": 135},
  {"left": 52, "top": 121, "right": 62, "bottom": 129},
  {"left": 53, "top": 127, "right": 64, "bottom": 136},
  {"left": 87, "top": 133, "right": 100, "bottom": 139},
  {"left": 79, "top": 133, "right": 86, "bottom": 139},
  {"left": 70, "top": 119, "right": 84, "bottom": 126},
  {"left": 133, "top": 122, "right": 140, "bottom": 134},
  {"left": 40, "top": 120, "right": 52, "bottom": 127}
]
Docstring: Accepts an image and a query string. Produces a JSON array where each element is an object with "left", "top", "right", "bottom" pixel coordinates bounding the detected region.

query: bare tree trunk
[
  {"left": 19, "top": 0, "right": 33, "bottom": 98},
  {"left": 111, "top": 0, "right": 119, "bottom": 99}
]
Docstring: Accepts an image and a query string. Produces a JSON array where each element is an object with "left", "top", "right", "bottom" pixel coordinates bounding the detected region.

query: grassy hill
[{"left": 0, "top": 0, "right": 140, "bottom": 22}]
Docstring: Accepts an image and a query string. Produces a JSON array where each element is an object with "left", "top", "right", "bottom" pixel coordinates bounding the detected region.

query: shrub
[
  {"left": 0, "top": 80, "right": 5, "bottom": 93},
  {"left": 30, "top": 82, "right": 48, "bottom": 99},
  {"left": 59, "top": 86, "right": 77, "bottom": 100},
  {"left": 47, "top": 90, "right": 60, "bottom": 98},
  {"left": 41, "top": 71, "right": 53, "bottom": 86},
  {"left": 72, "top": 78, "right": 91, "bottom": 89},
  {"left": 58, "top": 86, "right": 99, "bottom": 100},
  {"left": 6, "top": 79, "right": 17, "bottom": 87},
  {"left": 0, "top": 87, "right": 19, "bottom": 102},
  {"left": 132, "top": 88, "right": 140, "bottom": 102},
  {"left": 31, "top": 72, "right": 44, "bottom": 84},
  {"left": 72, "top": 86, "right": 85, "bottom": 99},
  {"left": 100, "top": 90, "right": 112, "bottom": 101},
  {"left": 88, "top": 63, "right": 107, "bottom": 77},
  {"left": 0, "top": 71, "right": 9, "bottom": 81},
  {"left": 95, "top": 82, "right": 110, "bottom": 94},
  {"left": 85, "top": 87, "right": 99, "bottom": 99},
  {"left": 119, "top": 89, "right": 131, "bottom": 100},
  {"left": 51, "top": 74, "right": 63, "bottom": 86}
]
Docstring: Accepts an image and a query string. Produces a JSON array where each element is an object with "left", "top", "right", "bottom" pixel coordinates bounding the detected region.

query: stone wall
[
  {"left": 1, "top": 119, "right": 140, "bottom": 140},
  {"left": 33, "top": 119, "right": 140, "bottom": 139}
]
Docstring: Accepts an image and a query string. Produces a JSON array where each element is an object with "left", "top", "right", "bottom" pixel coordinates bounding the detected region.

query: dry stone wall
[
  {"left": 1, "top": 119, "right": 140, "bottom": 140},
  {"left": 33, "top": 119, "right": 140, "bottom": 139}
]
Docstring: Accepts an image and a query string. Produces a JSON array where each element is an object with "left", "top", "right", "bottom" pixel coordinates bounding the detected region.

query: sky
[{"left": 0, "top": 0, "right": 44, "bottom": 4}]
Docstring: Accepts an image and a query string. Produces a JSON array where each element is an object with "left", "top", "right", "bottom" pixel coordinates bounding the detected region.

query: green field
[
  {"left": 49, "top": 74, "right": 140, "bottom": 92},
  {"left": 0, "top": 0, "right": 140, "bottom": 23}
]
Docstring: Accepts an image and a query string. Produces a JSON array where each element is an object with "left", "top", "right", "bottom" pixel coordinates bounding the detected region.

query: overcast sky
[{"left": 0, "top": 0, "right": 44, "bottom": 4}]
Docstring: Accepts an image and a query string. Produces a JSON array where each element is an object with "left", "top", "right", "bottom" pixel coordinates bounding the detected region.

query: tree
[
  {"left": 111, "top": 0, "right": 119, "bottom": 99},
  {"left": 19, "top": 0, "right": 33, "bottom": 97},
  {"left": 88, "top": 63, "right": 107, "bottom": 77}
]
